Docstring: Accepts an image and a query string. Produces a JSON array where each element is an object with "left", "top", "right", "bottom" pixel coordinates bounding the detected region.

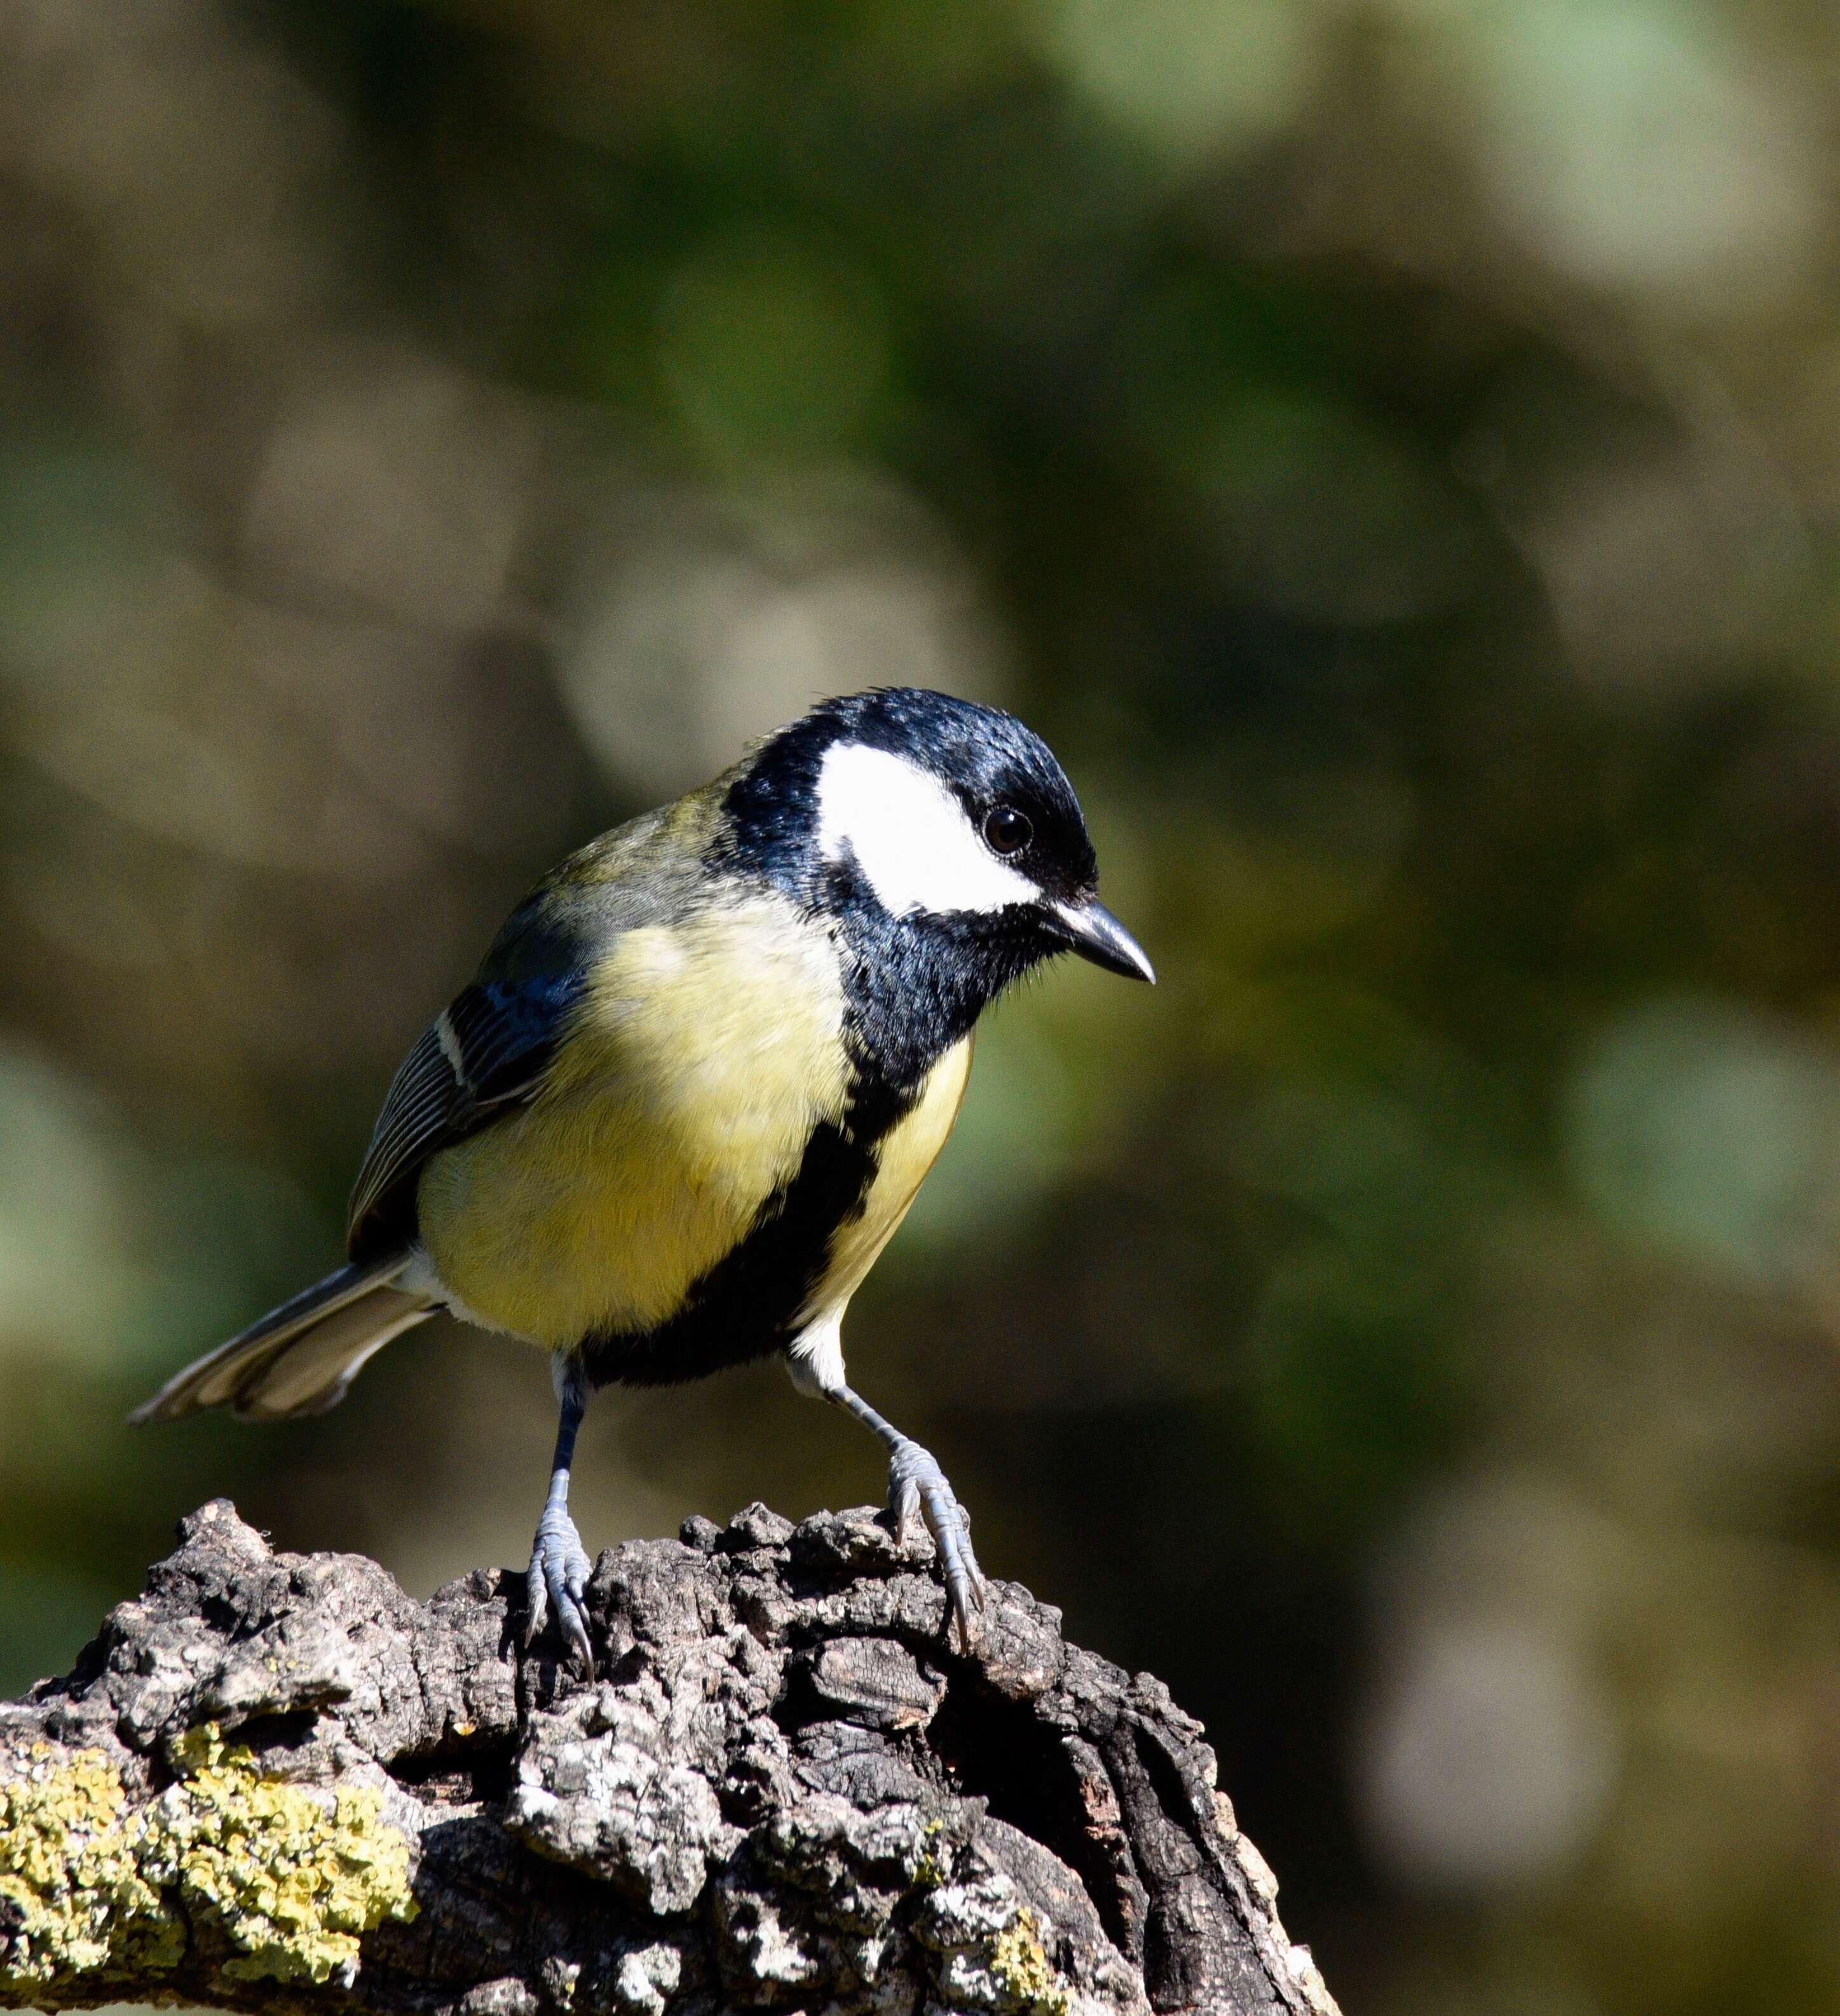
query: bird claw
[
  {"left": 887, "top": 1438, "right": 986, "bottom": 1651},
  {"left": 526, "top": 1507, "right": 595, "bottom": 1675}
]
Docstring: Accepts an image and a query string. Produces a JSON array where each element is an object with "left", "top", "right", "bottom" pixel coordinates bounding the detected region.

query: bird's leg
[
  {"left": 526, "top": 1358, "right": 594, "bottom": 1674},
  {"left": 828, "top": 1382, "right": 986, "bottom": 1651}
]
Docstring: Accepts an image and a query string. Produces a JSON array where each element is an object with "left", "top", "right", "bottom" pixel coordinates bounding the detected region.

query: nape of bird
[{"left": 132, "top": 687, "right": 1154, "bottom": 1669}]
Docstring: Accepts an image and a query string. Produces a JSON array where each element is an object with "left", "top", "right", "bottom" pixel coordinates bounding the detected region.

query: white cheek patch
[{"left": 815, "top": 742, "right": 1037, "bottom": 918}]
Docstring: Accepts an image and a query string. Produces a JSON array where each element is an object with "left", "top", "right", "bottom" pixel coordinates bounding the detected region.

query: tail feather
[{"left": 129, "top": 1255, "right": 435, "bottom": 1426}]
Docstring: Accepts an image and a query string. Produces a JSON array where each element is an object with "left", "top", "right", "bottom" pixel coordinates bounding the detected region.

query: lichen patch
[
  {"left": 0, "top": 1729, "right": 418, "bottom": 1995},
  {"left": 989, "top": 1909, "right": 1072, "bottom": 2016},
  {"left": 913, "top": 1858, "right": 1077, "bottom": 2015},
  {"left": 0, "top": 1744, "right": 178, "bottom": 1986}
]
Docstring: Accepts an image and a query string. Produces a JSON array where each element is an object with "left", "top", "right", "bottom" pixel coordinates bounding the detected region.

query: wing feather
[
  {"left": 346, "top": 970, "right": 587, "bottom": 1257},
  {"left": 344, "top": 790, "right": 725, "bottom": 1258}
]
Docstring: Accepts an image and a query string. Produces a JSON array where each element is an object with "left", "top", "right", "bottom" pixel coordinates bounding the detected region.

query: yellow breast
[
  {"left": 800, "top": 1033, "right": 974, "bottom": 1328},
  {"left": 416, "top": 896, "right": 850, "bottom": 1348}
]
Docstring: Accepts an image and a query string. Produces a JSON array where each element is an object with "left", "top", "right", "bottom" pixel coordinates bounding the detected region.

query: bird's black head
[{"left": 723, "top": 688, "right": 1152, "bottom": 1088}]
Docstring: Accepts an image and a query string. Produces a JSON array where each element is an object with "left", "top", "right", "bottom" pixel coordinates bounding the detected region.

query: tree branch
[{"left": 0, "top": 1499, "right": 1339, "bottom": 2016}]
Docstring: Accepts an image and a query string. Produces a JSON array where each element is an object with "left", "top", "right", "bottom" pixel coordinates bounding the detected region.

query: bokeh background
[{"left": 8, "top": 1, "right": 1840, "bottom": 2010}]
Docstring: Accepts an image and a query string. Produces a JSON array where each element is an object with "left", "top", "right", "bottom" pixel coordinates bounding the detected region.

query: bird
[{"left": 132, "top": 686, "right": 1154, "bottom": 1669}]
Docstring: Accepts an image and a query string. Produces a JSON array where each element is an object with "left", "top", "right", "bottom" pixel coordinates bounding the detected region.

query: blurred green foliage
[{"left": 6, "top": 1, "right": 1840, "bottom": 2010}]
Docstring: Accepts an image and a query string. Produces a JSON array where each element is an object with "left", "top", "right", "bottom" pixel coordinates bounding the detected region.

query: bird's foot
[
  {"left": 887, "top": 1437, "right": 986, "bottom": 1651},
  {"left": 525, "top": 1506, "right": 594, "bottom": 1675}
]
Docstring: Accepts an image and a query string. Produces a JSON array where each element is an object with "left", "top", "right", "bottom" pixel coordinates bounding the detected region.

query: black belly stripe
[{"left": 578, "top": 1073, "right": 910, "bottom": 1389}]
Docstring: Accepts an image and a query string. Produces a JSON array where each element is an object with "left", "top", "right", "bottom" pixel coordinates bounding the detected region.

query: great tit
[{"left": 132, "top": 687, "right": 1153, "bottom": 1666}]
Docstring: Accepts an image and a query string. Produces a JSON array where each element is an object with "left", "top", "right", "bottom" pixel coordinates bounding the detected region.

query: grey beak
[{"left": 1051, "top": 901, "right": 1156, "bottom": 983}]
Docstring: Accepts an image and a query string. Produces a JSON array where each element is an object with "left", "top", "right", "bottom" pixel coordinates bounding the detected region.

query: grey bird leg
[
  {"left": 828, "top": 1382, "right": 986, "bottom": 1650},
  {"left": 526, "top": 1358, "right": 594, "bottom": 1673}
]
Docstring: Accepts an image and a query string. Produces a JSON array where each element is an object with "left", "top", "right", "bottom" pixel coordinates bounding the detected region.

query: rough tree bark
[{"left": 0, "top": 1499, "right": 1339, "bottom": 2016}]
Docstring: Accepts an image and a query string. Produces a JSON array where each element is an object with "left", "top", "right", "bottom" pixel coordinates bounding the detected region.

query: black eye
[{"left": 983, "top": 805, "right": 1032, "bottom": 855}]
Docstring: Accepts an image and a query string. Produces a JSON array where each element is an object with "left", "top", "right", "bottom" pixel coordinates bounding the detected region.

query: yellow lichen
[
  {"left": 0, "top": 1744, "right": 178, "bottom": 1984},
  {"left": 142, "top": 1727, "right": 419, "bottom": 1984},
  {"left": 0, "top": 1728, "right": 418, "bottom": 1994},
  {"left": 988, "top": 1908, "right": 1071, "bottom": 2016},
  {"left": 909, "top": 1816, "right": 951, "bottom": 1890}
]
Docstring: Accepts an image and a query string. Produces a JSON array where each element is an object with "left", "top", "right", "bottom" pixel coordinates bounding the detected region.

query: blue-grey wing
[
  {"left": 344, "top": 793, "right": 720, "bottom": 1259},
  {"left": 346, "top": 927, "right": 587, "bottom": 1259}
]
